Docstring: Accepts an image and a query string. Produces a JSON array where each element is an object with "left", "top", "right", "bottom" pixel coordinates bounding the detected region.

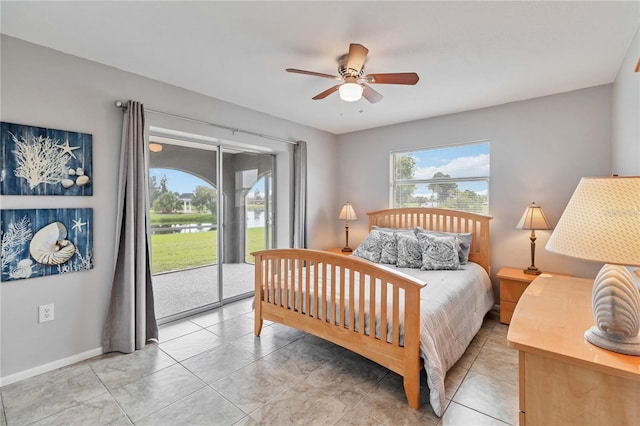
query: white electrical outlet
[{"left": 39, "top": 304, "right": 54, "bottom": 323}]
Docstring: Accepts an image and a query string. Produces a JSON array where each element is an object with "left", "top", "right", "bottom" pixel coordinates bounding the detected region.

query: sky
[
  {"left": 403, "top": 142, "right": 490, "bottom": 197},
  {"left": 151, "top": 168, "right": 265, "bottom": 195},
  {"left": 150, "top": 168, "right": 209, "bottom": 195}
]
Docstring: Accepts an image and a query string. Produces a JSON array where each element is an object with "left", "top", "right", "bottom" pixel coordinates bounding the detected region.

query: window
[{"left": 391, "top": 142, "right": 490, "bottom": 214}]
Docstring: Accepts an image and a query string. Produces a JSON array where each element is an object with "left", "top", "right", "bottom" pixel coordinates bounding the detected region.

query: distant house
[{"left": 178, "top": 193, "right": 194, "bottom": 213}]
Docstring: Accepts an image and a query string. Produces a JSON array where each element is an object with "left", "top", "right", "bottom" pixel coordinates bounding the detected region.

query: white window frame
[{"left": 390, "top": 141, "right": 490, "bottom": 213}]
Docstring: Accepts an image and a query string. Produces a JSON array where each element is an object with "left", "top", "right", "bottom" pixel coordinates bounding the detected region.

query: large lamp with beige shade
[{"left": 546, "top": 176, "right": 640, "bottom": 355}]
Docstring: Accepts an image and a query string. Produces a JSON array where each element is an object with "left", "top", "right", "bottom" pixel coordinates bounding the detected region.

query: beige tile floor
[{"left": 0, "top": 299, "right": 519, "bottom": 425}]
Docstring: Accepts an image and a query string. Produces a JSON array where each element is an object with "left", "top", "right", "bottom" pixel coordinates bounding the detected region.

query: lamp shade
[
  {"left": 516, "top": 202, "right": 553, "bottom": 230},
  {"left": 546, "top": 176, "right": 640, "bottom": 266},
  {"left": 338, "top": 202, "right": 357, "bottom": 221},
  {"left": 339, "top": 82, "right": 363, "bottom": 102}
]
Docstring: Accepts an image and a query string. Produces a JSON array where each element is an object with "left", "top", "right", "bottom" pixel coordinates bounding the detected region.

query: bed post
[
  {"left": 254, "top": 252, "right": 264, "bottom": 336},
  {"left": 403, "top": 285, "right": 422, "bottom": 409}
]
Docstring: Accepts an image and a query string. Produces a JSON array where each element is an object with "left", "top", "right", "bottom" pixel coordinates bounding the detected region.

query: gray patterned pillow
[
  {"left": 395, "top": 233, "right": 423, "bottom": 268},
  {"left": 376, "top": 228, "right": 414, "bottom": 265},
  {"left": 415, "top": 228, "right": 473, "bottom": 264},
  {"left": 378, "top": 231, "right": 397, "bottom": 264},
  {"left": 352, "top": 230, "right": 383, "bottom": 262},
  {"left": 416, "top": 232, "right": 461, "bottom": 270}
]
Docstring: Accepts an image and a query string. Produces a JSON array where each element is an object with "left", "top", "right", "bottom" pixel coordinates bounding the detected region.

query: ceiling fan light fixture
[{"left": 339, "top": 82, "right": 363, "bottom": 102}]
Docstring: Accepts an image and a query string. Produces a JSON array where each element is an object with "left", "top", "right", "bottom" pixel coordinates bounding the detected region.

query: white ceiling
[{"left": 1, "top": 1, "right": 638, "bottom": 135}]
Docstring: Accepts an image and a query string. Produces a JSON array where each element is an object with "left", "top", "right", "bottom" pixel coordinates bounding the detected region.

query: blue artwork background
[
  {"left": 1, "top": 121, "right": 93, "bottom": 196},
  {"left": 1, "top": 208, "right": 93, "bottom": 282}
]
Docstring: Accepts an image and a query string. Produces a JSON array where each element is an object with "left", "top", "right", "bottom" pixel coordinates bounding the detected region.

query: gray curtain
[
  {"left": 103, "top": 100, "right": 158, "bottom": 353},
  {"left": 292, "top": 140, "right": 307, "bottom": 248}
]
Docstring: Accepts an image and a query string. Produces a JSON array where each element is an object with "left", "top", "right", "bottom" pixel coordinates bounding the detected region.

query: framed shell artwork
[
  {"left": 1, "top": 208, "right": 93, "bottom": 282},
  {"left": 0, "top": 121, "right": 93, "bottom": 196}
]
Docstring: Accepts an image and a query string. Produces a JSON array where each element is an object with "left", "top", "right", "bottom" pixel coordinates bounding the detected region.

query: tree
[
  {"left": 192, "top": 185, "right": 216, "bottom": 214},
  {"left": 445, "top": 189, "right": 487, "bottom": 213},
  {"left": 394, "top": 155, "right": 417, "bottom": 206},
  {"left": 153, "top": 191, "right": 181, "bottom": 213},
  {"left": 149, "top": 175, "right": 161, "bottom": 206},
  {"left": 159, "top": 174, "right": 169, "bottom": 193},
  {"left": 428, "top": 172, "right": 459, "bottom": 205}
]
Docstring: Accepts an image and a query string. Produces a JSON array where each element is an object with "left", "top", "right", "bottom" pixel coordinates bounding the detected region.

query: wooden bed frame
[{"left": 253, "top": 208, "right": 491, "bottom": 410}]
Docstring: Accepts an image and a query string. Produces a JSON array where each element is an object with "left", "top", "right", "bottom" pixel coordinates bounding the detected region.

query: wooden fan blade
[
  {"left": 362, "top": 84, "right": 383, "bottom": 104},
  {"left": 312, "top": 85, "right": 341, "bottom": 100},
  {"left": 346, "top": 43, "right": 368, "bottom": 74},
  {"left": 286, "top": 68, "right": 342, "bottom": 81},
  {"left": 364, "top": 73, "right": 420, "bottom": 85}
]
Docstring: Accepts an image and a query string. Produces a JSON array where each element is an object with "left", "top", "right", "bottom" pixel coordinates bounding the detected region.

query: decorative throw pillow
[
  {"left": 395, "top": 233, "right": 423, "bottom": 268},
  {"left": 352, "top": 230, "right": 383, "bottom": 263},
  {"left": 378, "top": 231, "right": 398, "bottom": 265},
  {"left": 374, "top": 228, "right": 414, "bottom": 265},
  {"left": 454, "top": 233, "right": 472, "bottom": 264},
  {"left": 416, "top": 232, "right": 461, "bottom": 270},
  {"left": 415, "top": 228, "right": 473, "bottom": 264}
]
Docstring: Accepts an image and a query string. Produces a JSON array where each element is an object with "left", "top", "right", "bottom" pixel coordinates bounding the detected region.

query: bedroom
[{"left": 0, "top": 1, "right": 638, "bottom": 425}]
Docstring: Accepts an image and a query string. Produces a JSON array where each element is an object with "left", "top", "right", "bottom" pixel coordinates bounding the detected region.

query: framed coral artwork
[
  {"left": 0, "top": 121, "right": 92, "bottom": 196},
  {"left": 1, "top": 208, "right": 93, "bottom": 282}
]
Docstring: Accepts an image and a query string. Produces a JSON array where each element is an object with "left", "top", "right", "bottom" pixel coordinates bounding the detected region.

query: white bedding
[
  {"left": 401, "top": 262, "right": 494, "bottom": 415},
  {"left": 261, "top": 261, "right": 494, "bottom": 416}
]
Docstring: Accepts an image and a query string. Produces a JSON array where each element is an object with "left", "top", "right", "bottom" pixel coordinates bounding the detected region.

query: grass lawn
[{"left": 151, "top": 227, "right": 266, "bottom": 274}]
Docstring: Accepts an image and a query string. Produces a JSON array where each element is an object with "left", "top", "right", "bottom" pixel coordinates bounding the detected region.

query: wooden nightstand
[
  {"left": 498, "top": 267, "right": 568, "bottom": 324},
  {"left": 324, "top": 247, "right": 353, "bottom": 255}
]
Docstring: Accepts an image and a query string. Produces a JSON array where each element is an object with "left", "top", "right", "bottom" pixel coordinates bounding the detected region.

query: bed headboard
[{"left": 367, "top": 207, "right": 492, "bottom": 274}]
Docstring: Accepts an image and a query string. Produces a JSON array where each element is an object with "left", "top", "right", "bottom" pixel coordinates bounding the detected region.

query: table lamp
[
  {"left": 516, "top": 202, "right": 553, "bottom": 275},
  {"left": 338, "top": 202, "right": 357, "bottom": 252},
  {"left": 546, "top": 176, "right": 640, "bottom": 355}
]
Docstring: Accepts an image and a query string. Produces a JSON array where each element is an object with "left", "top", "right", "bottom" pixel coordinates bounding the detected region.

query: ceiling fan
[{"left": 286, "top": 43, "right": 419, "bottom": 104}]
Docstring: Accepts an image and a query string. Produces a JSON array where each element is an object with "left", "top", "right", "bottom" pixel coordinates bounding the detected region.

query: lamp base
[
  {"left": 584, "top": 326, "right": 640, "bottom": 356},
  {"left": 585, "top": 264, "right": 640, "bottom": 356},
  {"left": 523, "top": 266, "right": 542, "bottom": 275},
  {"left": 341, "top": 247, "right": 353, "bottom": 253}
]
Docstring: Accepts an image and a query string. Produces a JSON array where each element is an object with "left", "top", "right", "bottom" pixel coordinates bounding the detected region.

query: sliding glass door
[
  {"left": 148, "top": 137, "right": 274, "bottom": 321},
  {"left": 220, "top": 150, "right": 274, "bottom": 301}
]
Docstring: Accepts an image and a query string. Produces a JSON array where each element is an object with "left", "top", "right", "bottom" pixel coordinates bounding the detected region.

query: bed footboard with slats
[{"left": 253, "top": 248, "right": 426, "bottom": 409}]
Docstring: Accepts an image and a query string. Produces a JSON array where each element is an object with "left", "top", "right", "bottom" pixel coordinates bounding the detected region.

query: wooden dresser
[{"left": 507, "top": 274, "right": 640, "bottom": 426}]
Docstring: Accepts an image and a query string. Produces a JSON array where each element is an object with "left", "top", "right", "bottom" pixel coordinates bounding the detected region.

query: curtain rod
[{"left": 114, "top": 100, "right": 298, "bottom": 145}]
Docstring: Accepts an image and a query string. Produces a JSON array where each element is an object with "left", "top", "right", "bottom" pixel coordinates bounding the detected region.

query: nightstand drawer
[
  {"left": 498, "top": 267, "right": 570, "bottom": 325},
  {"left": 500, "top": 279, "right": 530, "bottom": 303},
  {"left": 500, "top": 301, "right": 517, "bottom": 324}
]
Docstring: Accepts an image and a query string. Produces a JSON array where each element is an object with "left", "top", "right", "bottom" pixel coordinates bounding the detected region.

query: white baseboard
[{"left": 0, "top": 347, "right": 103, "bottom": 387}]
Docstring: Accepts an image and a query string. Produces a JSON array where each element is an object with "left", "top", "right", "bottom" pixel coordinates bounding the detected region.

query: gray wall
[
  {"left": 336, "top": 85, "right": 613, "bottom": 299},
  {"left": 612, "top": 27, "right": 640, "bottom": 176},
  {"left": 2, "top": 26, "right": 637, "bottom": 384},
  {"left": 0, "top": 35, "right": 338, "bottom": 383}
]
